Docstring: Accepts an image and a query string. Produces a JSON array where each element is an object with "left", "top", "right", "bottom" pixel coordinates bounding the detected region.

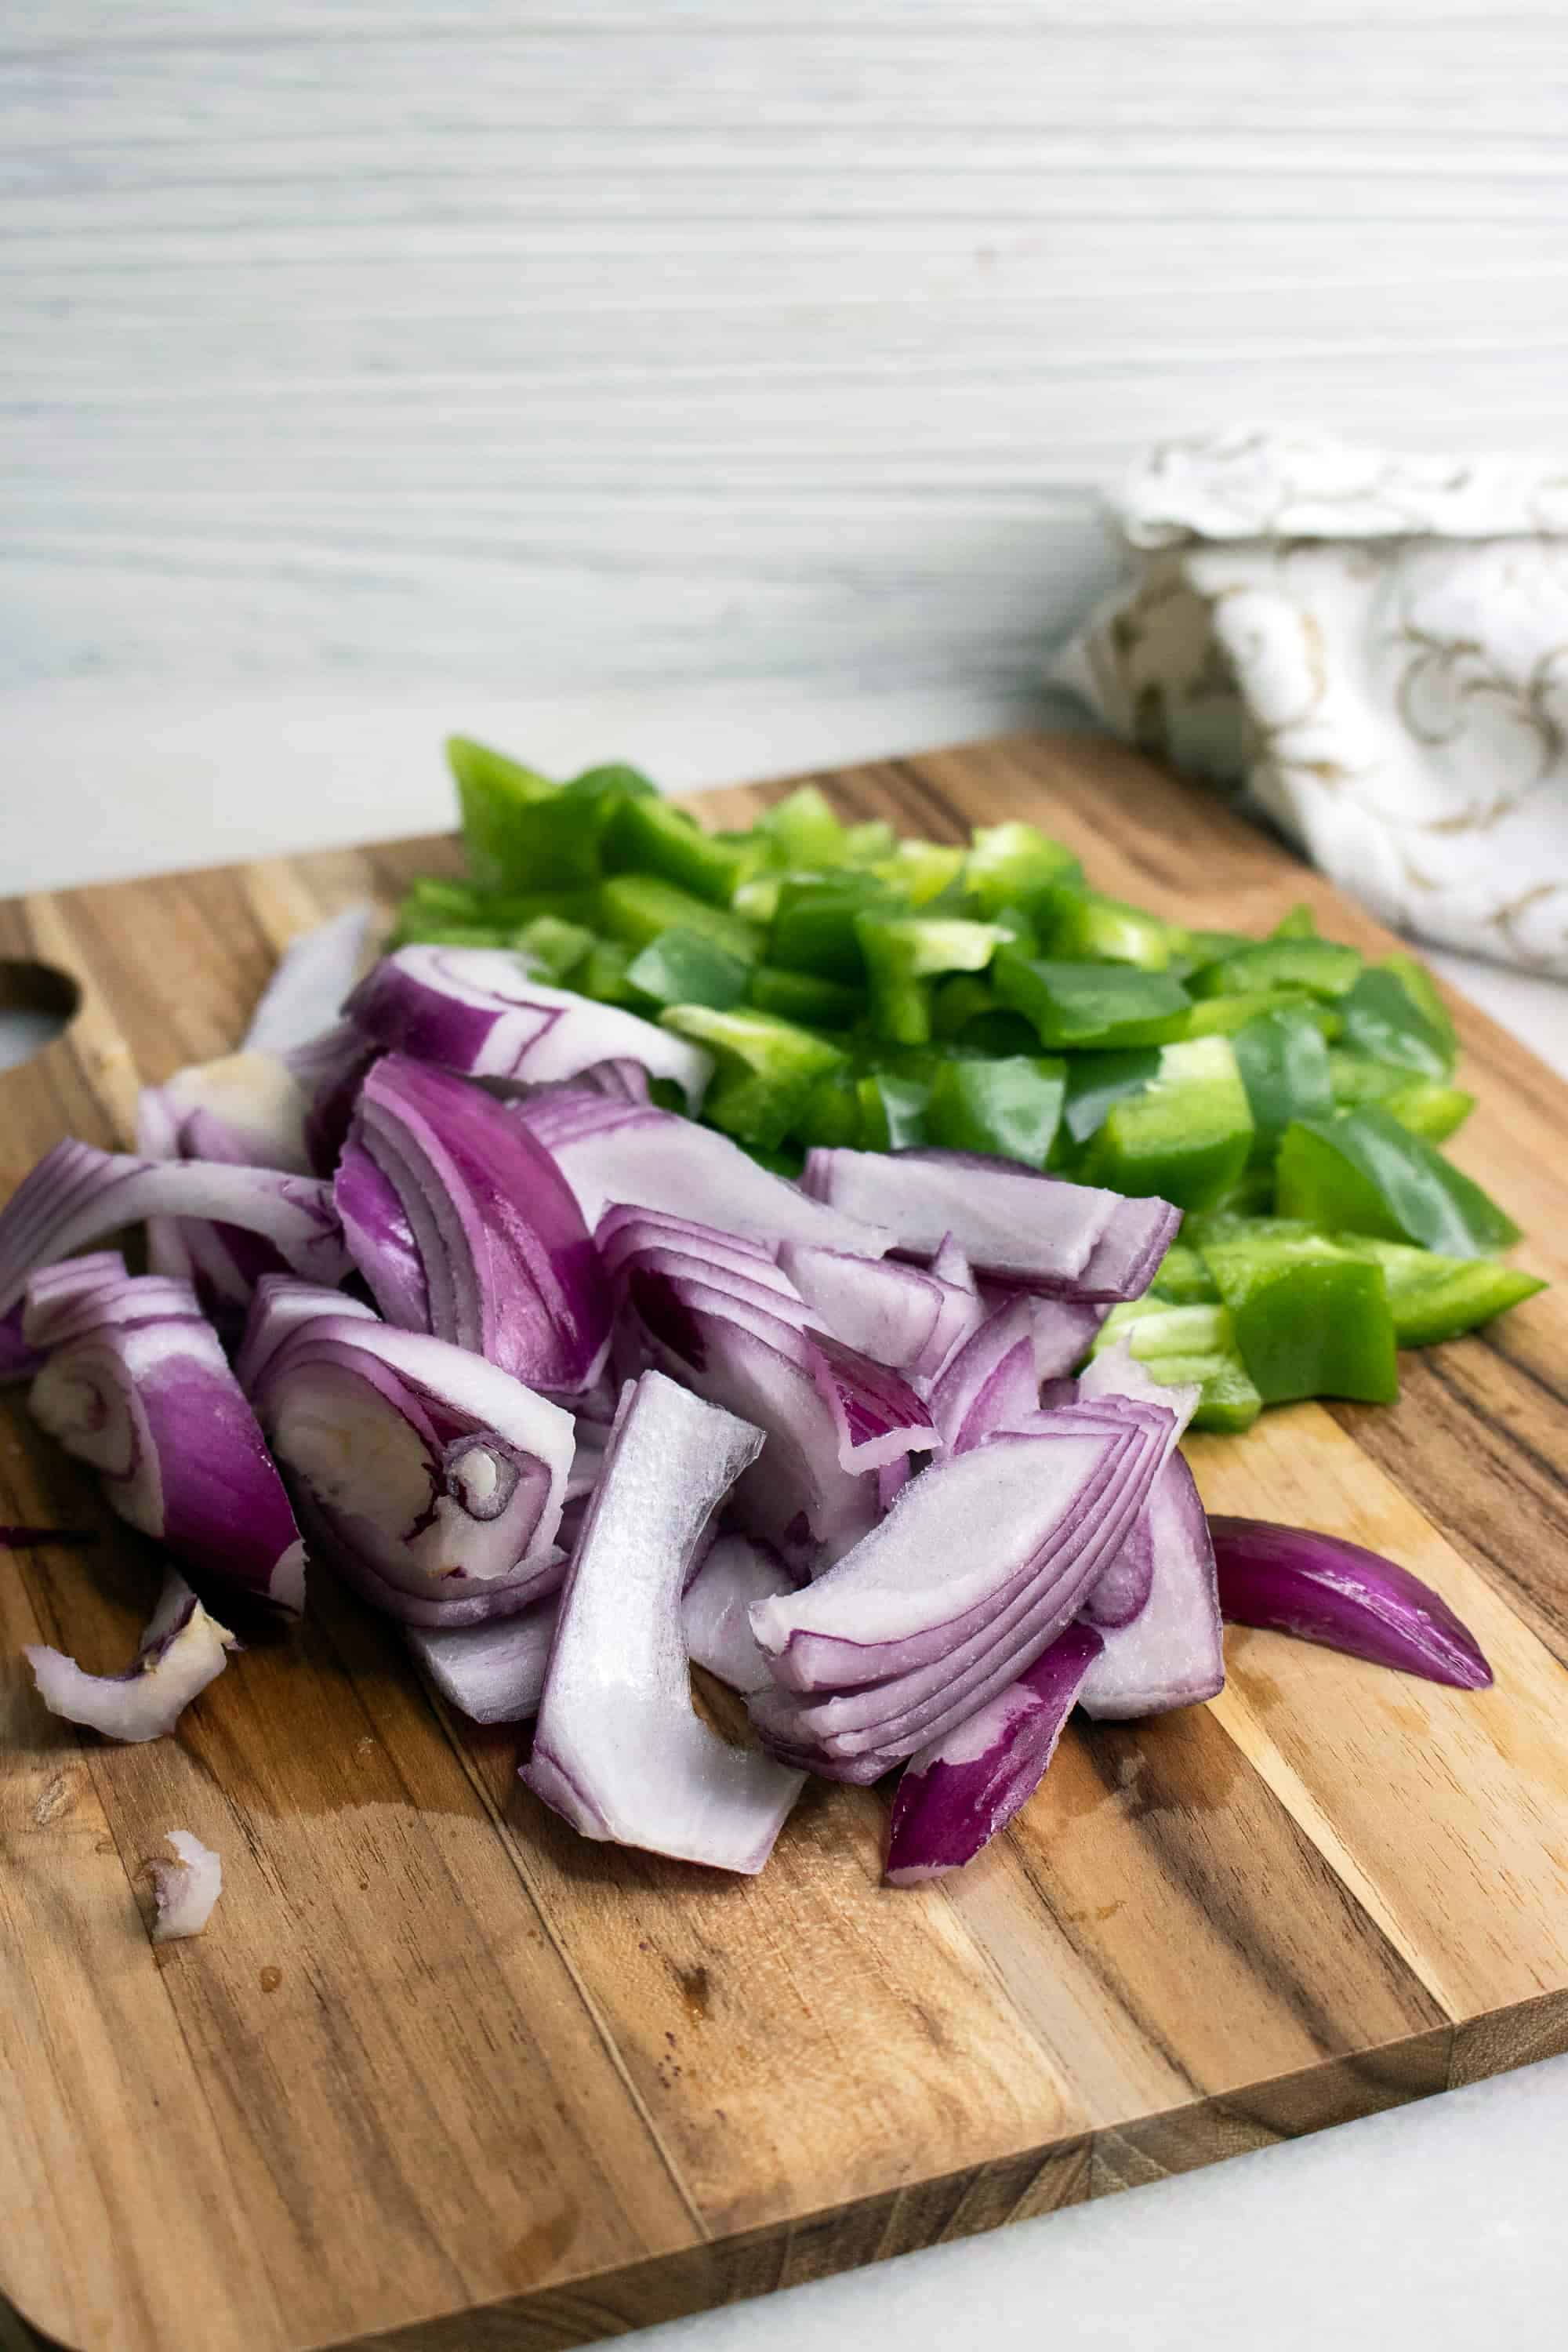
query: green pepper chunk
[
  {"left": 1196, "top": 1220, "right": 1399, "bottom": 1404},
  {"left": 1270, "top": 902, "right": 1319, "bottom": 941},
  {"left": 1327, "top": 1234, "right": 1546, "bottom": 1347},
  {"left": 1230, "top": 1009, "right": 1334, "bottom": 1160},
  {"left": 1177, "top": 989, "right": 1342, "bottom": 1041},
  {"left": 1092, "top": 1300, "right": 1263, "bottom": 1433},
  {"left": 1327, "top": 1054, "right": 1472, "bottom": 1140},
  {"left": 1040, "top": 889, "right": 1188, "bottom": 972},
  {"left": 871, "top": 841, "right": 968, "bottom": 909},
  {"left": 659, "top": 1005, "right": 846, "bottom": 1152},
  {"left": 1148, "top": 1243, "right": 1221, "bottom": 1305},
  {"left": 924, "top": 1054, "right": 1067, "bottom": 1170},
  {"left": 577, "top": 938, "right": 637, "bottom": 1005},
  {"left": 1378, "top": 953, "right": 1457, "bottom": 1064},
  {"left": 1337, "top": 966, "right": 1456, "bottom": 1079},
  {"left": 513, "top": 913, "right": 597, "bottom": 983},
  {"left": 856, "top": 1068, "right": 933, "bottom": 1151},
  {"left": 769, "top": 875, "right": 895, "bottom": 982},
  {"left": 991, "top": 951, "right": 1192, "bottom": 1050},
  {"left": 752, "top": 785, "right": 853, "bottom": 870},
  {"left": 1189, "top": 938, "right": 1363, "bottom": 1001},
  {"left": 602, "top": 793, "right": 764, "bottom": 906},
  {"left": 845, "top": 818, "right": 898, "bottom": 864},
  {"left": 1081, "top": 1035, "right": 1254, "bottom": 1210},
  {"left": 625, "top": 927, "right": 751, "bottom": 1011},
  {"left": 597, "top": 874, "right": 760, "bottom": 964},
  {"left": 963, "top": 822, "right": 1083, "bottom": 917},
  {"left": 791, "top": 1067, "right": 866, "bottom": 1149},
  {"left": 746, "top": 964, "right": 863, "bottom": 1030},
  {"left": 855, "top": 915, "right": 1009, "bottom": 1047},
  {"left": 390, "top": 919, "right": 513, "bottom": 949},
  {"left": 1276, "top": 1107, "right": 1521, "bottom": 1258},
  {"left": 449, "top": 740, "right": 653, "bottom": 892},
  {"left": 931, "top": 973, "right": 1000, "bottom": 1040},
  {"left": 1061, "top": 1047, "right": 1162, "bottom": 1145}
]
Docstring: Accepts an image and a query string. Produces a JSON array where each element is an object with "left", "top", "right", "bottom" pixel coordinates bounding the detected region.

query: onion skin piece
[
  {"left": 885, "top": 1622, "right": 1103, "bottom": 1884},
  {"left": 25, "top": 1573, "right": 238, "bottom": 1744},
  {"left": 148, "top": 1829, "right": 223, "bottom": 1941},
  {"left": 1209, "top": 1515, "right": 1494, "bottom": 1690}
]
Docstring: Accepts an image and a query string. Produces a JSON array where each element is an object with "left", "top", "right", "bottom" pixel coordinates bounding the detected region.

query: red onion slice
[
  {"left": 245, "top": 903, "right": 376, "bottom": 1056},
  {"left": 333, "top": 1139, "right": 431, "bottom": 1331},
  {"left": 800, "top": 1147, "right": 1121, "bottom": 1288},
  {"left": 807, "top": 1332, "right": 939, "bottom": 1475},
  {"left": 253, "top": 1316, "right": 574, "bottom": 1627},
  {"left": 1208, "top": 1516, "right": 1493, "bottom": 1690},
  {"left": 25, "top": 1572, "right": 238, "bottom": 1743},
  {"left": 346, "top": 945, "right": 713, "bottom": 1112},
  {"left": 27, "top": 1268, "right": 307, "bottom": 1614},
  {"left": 928, "top": 1296, "right": 1043, "bottom": 1454},
  {"left": 139, "top": 1051, "right": 313, "bottom": 1176},
  {"left": 523, "top": 1370, "right": 803, "bottom": 1874},
  {"left": 683, "top": 1535, "right": 799, "bottom": 1694},
  {"left": 148, "top": 1828, "right": 223, "bottom": 1940},
  {"left": 0, "top": 1138, "right": 349, "bottom": 1319},
  {"left": 514, "top": 1091, "right": 895, "bottom": 1258},
  {"left": 884, "top": 1622, "right": 1105, "bottom": 1884},
  {"left": 775, "top": 1243, "right": 946, "bottom": 1370},
  {"left": 406, "top": 1596, "right": 561, "bottom": 1724},
  {"left": 1078, "top": 1454, "right": 1225, "bottom": 1719},
  {"left": 350, "top": 1054, "right": 611, "bottom": 1392}
]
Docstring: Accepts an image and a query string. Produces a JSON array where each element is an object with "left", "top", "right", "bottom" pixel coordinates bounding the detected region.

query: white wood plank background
[{"left": 4, "top": 2, "right": 1567, "bottom": 702}]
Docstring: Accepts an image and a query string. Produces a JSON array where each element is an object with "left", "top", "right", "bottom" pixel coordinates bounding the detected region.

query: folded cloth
[{"left": 1054, "top": 430, "right": 1568, "bottom": 976}]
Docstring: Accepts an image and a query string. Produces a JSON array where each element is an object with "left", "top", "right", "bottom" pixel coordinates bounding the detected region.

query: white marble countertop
[{"left": 4, "top": 677, "right": 1566, "bottom": 2350}]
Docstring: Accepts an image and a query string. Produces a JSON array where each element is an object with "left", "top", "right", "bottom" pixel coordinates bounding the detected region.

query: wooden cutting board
[{"left": 4, "top": 732, "right": 1567, "bottom": 2352}]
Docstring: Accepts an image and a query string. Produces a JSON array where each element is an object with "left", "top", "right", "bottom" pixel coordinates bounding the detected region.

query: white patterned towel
[{"left": 1054, "top": 430, "right": 1568, "bottom": 975}]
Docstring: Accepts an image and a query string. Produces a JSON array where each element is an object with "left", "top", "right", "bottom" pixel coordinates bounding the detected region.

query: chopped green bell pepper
[
  {"left": 855, "top": 914, "right": 1009, "bottom": 1047},
  {"left": 931, "top": 973, "right": 1000, "bottom": 1040},
  {"left": 1177, "top": 989, "right": 1342, "bottom": 1041},
  {"left": 924, "top": 1054, "right": 1067, "bottom": 1170},
  {"left": 1230, "top": 1009, "right": 1334, "bottom": 1160},
  {"left": 1148, "top": 1243, "right": 1221, "bottom": 1305},
  {"left": 871, "top": 840, "right": 967, "bottom": 909},
  {"left": 1061, "top": 1047, "right": 1163, "bottom": 1146},
  {"left": 1040, "top": 889, "right": 1187, "bottom": 972},
  {"left": 991, "top": 952, "right": 1192, "bottom": 1050},
  {"left": 603, "top": 792, "right": 764, "bottom": 906},
  {"left": 791, "top": 1067, "right": 866, "bottom": 1150},
  {"left": 1189, "top": 938, "right": 1363, "bottom": 1001},
  {"left": 753, "top": 785, "right": 853, "bottom": 870},
  {"left": 1327, "top": 1054, "right": 1472, "bottom": 1142},
  {"left": 625, "top": 927, "right": 750, "bottom": 1011},
  {"left": 1270, "top": 902, "right": 1319, "bottom": 941},
  {"left": 1276, "top": 1107, "right": 1521, "bottom": 1258},
  {"left": 1328, "top": 1234, "right": 1546, "bottom": 1348},
  {"left": 856, "top": 1068, "right": 933, "bottom": 1151},
  {"left": 577, "top": 938, "right": 637, "bottom": 1006},
  {"left": 963, "top": 822, "right": 1082, "bottom": 916},
  {"left": 1081, "top": 1035, "right": 1254, "bottom": 1210},
  {"left": 513, "top": 913, "right": 597, "bottom": 984},
  {"left": 746, "top": 964, "right": 862, "bottom": 1030},
  {"left": 1196, "top": 1220, "right": 1399, "bottom": 1404},
  {"left": 769, "top": 875, "right": 895, "bottom": 982},
  {"left": 1337, "top": 966, "right": 1456, "bottom": 1079},
  {"left": 597, "top": 874, "right": 760, "bottom": 964},
  {"left": 1093, "top": 1300, "right": 1263, "bottom": 1433},
  {"left": 1378, "top": 953, "right": 1457, "bottom": 1064},
  {"left": 844, "top": 818, "right": 898, "bottom": 863},
  {"left": 659, "top": 1005, "right": 846, "bottom": 1152}
]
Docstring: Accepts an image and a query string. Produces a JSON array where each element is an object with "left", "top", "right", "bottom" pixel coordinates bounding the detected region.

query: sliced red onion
[
  {"left": 1078, "top": 1455, "right": 1225, "bottom": 1719},
  {"left": 0, "top": 1301, "right": 43, "bottom": 1384},
  {"left": 138, "top": 1050, "right": 313, "bottom": 1175},
  {"left": 345, "top": 946, "right": 713, "bottom": 1112},
  {"left": 877, "top": 1456, "right": 913, "bottom": 1513},
  {"left": 623, "top": 1267, "right": 878, "bottom": 1570},
  {"left": 750, "top": 1420, "right": 1129, "bottom": 1693},
  {"left": 775, "top": 1242, "right": 946, "bottom": 1370},
  {"left": 252, "top": 1315, "right": 572, "bottom": 1626},
  {"left": 148, "top": 1828, "right": 223, "bottom": 1941},
  {"left": 1029, "top": 1195, "right": 1181, "bottom": 1305},
  {"left": 911, "top": 1236, "right": 988, "bottom": 1385},
  {"left": 406, "top": 1595, "right": 560, "bottom": 1724},
  {"left": 24, "top": 1571, "right": 238, "bottom": 1743},
  {"left": 683, "top": 1535, "right": 799, "bottom": 1695},
  {"left": 233, "top": 1272, "right": 376, "bottom": 1396},
  {"left": 884, "top": 1622, "right": 1104, "bottom": 1884},
  {"left": 1077, "top": 1333, "right": 1201, "bottom": 1441},
  {"left": 800, "top": 1147, "right": 1120, "bottom": 1289},
  {"left": 514, "top": 1090, "right": 895, "bottom": 1258},
  {"left": 750, "top": 1402, "right": 1167, "bottom": 1764},
  {"left": 808, "top": 1332, "right": 938, "bottom": 1474},
  {"left": 1080, "top": 1506, "right": 1154, "bottom": 1628},
  {"left": 523, "top": 1369, "right": 803, "bottom": 1873},
  {"left": 1025, "top": 1295, "right": 1108, "bottom": 1381},
  {"left": 927, "top": 1296, "right": 1042, "bottom": 1454},
  {"left": 0, "top": 1138, "right": 349, "bottom": 1319},
  {"left": 285, "top": 1018, "right": 382, "bottom": 1176},
  {"left": 597, "top": 1205, "right": 798, "bottom": 1300},
  {"left": 1208, "top": 1516, "right": 1493, "bottom": 1690},
  {"left": 333, "top": 1139, "right": 431, "bottom": 1330},
  {"left": 349, "top": 1054, "right": 610, "bottom": 1392},
  {"left": 245, "top": 903, "right": 376, "bottom": 1056},
  {"left": 27, "top": 1269, "right": 307, "bottom": 1614}
]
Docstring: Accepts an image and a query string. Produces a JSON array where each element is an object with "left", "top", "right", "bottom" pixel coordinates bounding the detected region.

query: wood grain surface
[{"left": 2, "top": 731, "right": 1566, "bottom": 2352}]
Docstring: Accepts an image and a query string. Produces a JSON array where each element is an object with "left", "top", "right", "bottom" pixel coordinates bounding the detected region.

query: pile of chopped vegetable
[{"left": 2, "top": 735, "right": 1531, "bottom": 1892}]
